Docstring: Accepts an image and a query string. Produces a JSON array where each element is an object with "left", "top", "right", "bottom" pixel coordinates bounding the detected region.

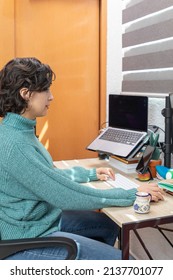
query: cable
[
  {"left": 148, "top": 124, "right": 165, "bottom": 133},
  {"left": 100, "top": 121, "right": 108, "bottom": 129}
]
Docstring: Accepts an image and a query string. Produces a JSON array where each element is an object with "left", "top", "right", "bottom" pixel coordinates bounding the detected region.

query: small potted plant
[{"left": 148, "top": 132, "right": 162, "bottom": 177}]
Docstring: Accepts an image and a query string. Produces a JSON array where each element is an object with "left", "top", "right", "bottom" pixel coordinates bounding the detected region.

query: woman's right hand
[{"left": 137, "top": 182, "right": 165, "bottom": 202}]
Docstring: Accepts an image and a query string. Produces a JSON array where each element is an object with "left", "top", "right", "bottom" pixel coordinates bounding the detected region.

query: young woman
[{"left": 0, "top": 57, "right": 164, "bottom": 260}]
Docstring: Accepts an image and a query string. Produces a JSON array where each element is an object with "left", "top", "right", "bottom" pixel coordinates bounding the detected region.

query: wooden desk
[{"left": 54, "top": 158, "right": 173, "bottom": 260}]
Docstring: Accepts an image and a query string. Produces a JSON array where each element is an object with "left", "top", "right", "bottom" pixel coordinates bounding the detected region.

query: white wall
[
  {"left": 107, "top": 0, "right": 122, "bottom": 96},
  {"left": 107, "top": 0, "right": 165, "bottom": 142}
]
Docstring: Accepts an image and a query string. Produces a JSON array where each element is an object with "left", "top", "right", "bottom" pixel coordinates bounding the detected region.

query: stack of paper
[
  {"left": 158, "top": 179, "right": 173, "bottom": 192},
  {"left": 109, "top": 155, "right": 140, "bottom": 174}
]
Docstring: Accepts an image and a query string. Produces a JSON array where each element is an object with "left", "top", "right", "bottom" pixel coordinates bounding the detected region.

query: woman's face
[{"left": 20, "top": 89, "right": 54, "bottom": 119}]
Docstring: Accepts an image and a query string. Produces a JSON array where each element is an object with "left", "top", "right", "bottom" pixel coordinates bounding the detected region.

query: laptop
[{"left": 87, "top": 94, "right": 148, "bottom": 158}]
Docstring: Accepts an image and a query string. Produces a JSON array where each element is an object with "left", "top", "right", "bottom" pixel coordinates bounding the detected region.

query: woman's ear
[{"left": 19, "top": 88, "right": 31, "bottom": 100}]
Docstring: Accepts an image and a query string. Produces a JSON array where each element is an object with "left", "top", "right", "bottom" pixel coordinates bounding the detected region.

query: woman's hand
[
  {"left": 96, "top": 169, "right": 165, "bottom": 202},
  {"left": 96, "top": 167, "right": 115, "bottom": 181},
  {"left": 137, "top": 183, "right": 165, "bottom": 202}
]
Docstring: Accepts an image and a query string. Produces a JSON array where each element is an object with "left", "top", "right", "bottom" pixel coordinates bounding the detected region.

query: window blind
[{"left": 122, "top": 0, "right": 173, "bottom": 93}]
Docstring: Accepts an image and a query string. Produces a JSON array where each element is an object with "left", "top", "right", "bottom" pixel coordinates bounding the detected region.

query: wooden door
[
  {"left": 0, "top": 0, "right": 15, "bottom": 66},
  {"left": 1, "top": 0, "right": 107, "bottom": 160}
]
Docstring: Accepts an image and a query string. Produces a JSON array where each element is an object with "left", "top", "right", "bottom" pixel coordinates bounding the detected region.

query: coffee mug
[{"left": 133, "top": 192, "right": 151, "bottom": 214}]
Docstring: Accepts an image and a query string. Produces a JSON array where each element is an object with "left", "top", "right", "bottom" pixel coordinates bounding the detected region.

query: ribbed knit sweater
[{"left": 0, "top": 113, "right": 137, "bottom": 240}]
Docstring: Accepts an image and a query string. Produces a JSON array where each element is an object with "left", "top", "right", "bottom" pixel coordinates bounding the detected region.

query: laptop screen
[{"left": 109, "top": 94, "right": 148, "bottom": 132}]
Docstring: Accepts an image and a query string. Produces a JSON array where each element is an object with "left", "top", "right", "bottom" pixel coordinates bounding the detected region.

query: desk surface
[{"left": 54, "top": 157, "right": 173, "bottom": 228}]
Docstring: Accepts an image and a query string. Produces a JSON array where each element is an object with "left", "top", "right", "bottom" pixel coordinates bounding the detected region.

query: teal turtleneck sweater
[{"left": 0, "top": 113, "right": 137, "bottom": 240}]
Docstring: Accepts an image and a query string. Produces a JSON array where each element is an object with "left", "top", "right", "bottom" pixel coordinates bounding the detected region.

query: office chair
[{"left": 0, "top": 236, "right": 78, "bottom": 260}]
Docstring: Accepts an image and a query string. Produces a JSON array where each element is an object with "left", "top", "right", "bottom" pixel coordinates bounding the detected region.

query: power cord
[{"left": 148, "top": 124, "right": 165, "bottom": 133}]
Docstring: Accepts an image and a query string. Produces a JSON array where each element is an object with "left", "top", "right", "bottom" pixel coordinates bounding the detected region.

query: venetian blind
[{"left": 122, "top": 0, "right": 173, "bottom": 94}]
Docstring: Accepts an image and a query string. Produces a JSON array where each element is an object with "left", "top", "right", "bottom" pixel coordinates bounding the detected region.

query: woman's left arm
[
  {"left": 54, "top": 166, "right": 98, "bottom": 183},
  {"left": 54, "top": 166, "right": 115, "bottom": 183}
]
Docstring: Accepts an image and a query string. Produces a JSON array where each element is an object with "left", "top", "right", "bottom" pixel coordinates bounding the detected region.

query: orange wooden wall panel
[
  {"left": 14, "top": 0, "right": 100, "bottom": 160},
  {"left": 0, "top": 0, "right": 15, "bottom": 68}
]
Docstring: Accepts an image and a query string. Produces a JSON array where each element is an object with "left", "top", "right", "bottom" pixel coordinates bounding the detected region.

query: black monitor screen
[{"left": 109, "top": 94, "right": 148, "bottom": 132}]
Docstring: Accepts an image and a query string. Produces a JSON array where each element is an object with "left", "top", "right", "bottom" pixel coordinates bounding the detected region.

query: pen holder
[
  {"left": 148, "top": 159, "right": 162, "bottom": 178},
  {"left": 133, "top": 192, "right": 151, "bottom": 214}
]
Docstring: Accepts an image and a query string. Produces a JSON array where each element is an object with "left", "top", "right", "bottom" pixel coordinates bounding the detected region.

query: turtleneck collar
[{"left": 2, "top": 113, "right": 36, "bottom": 130}]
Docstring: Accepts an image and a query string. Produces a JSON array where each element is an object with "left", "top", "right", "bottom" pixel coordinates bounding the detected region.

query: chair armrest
[{"left": 0, "top": 236, "right": 78, "bottom": 260}]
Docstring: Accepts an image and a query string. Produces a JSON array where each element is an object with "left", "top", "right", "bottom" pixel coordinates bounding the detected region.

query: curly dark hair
[{"left": 0, "top": 57, "right": 55, "bottom": 117}]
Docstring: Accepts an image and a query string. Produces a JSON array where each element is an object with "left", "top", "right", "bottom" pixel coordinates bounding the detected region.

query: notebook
[{"left": 87, "top": 94, "right": 148, "bottom": 158}]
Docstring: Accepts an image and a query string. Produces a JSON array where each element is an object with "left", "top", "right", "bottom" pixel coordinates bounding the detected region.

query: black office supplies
[{"left": 136, "top": 145, "right": 155, "bottom": 175}]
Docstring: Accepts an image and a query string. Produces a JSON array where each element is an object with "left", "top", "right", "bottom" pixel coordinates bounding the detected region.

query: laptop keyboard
[{"left": 99, "top": 128, "right": 143, "bottom": 146}]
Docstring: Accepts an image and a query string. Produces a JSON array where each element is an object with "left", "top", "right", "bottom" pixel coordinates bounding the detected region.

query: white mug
[{"left": 133, "top": 192, "right": 151, "bottom": 214}]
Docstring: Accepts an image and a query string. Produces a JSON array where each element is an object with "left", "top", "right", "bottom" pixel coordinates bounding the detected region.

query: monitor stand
[{"left": 162, "top": 95, "right": 173, "bottom": 168}]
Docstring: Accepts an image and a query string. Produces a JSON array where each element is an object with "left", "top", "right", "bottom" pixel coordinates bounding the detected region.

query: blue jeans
[{"left": 5, "top": 211, "right": 122, "bottom": 260}]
